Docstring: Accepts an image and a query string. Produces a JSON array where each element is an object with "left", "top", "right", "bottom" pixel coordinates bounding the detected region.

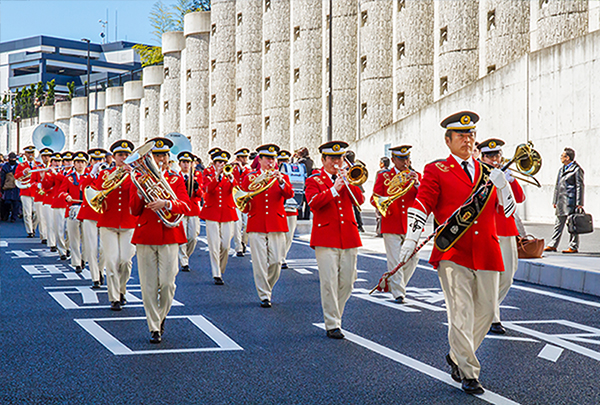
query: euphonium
[
  {"left": 232, "top": 170, "right": 277, "bottom": 211},
  {"left": 84, "top": 167, "right": 129, "bottom": 213},
  {"left": 373, "top": 170, "right": 416, "bottom": 217}
]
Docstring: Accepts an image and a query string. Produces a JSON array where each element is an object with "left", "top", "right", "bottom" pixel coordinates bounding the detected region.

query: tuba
[
  {"left": 232, "top": 170, "right": 277, "bottom": 211},
  {"left": 126, "top": 141, "right": 184, "bottom": 228},
  {"left": 373, "top": 170, "right": 416, "bottom": 217},
  {"left": 84, "top": 167, "right": 130, "bottom": 213}
]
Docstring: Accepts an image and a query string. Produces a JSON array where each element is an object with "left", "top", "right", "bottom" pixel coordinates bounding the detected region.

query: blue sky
[{"left": 0, "top": 0, "right": 160, "bottom": 46}]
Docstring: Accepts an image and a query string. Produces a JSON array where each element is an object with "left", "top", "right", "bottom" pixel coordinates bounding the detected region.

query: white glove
[
  {"left": 91, "top": 161, "right": 102, "bottom": 176},
  {"left": 504, "top": 169, "right": 514, "bottom": 183},
  {"left": 399, "top": 207, "right": 427, "bottom": 263},
  {"left": 490, "top": 168, "right": 507, "bottom": 190},
  {"left": 399, "top": 239, "right": 417, "bottom": 264}
]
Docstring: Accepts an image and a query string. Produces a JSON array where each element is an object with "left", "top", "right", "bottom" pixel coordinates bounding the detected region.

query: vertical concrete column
[
  {"left": 590, "top": 0, "right": 600, "bottom": 33},
  {"left": 210, "top": 0, "right": 237, "bottom": 152},
  {"left": 184, "top": 11, "right": 211, "bottom": 154},
  {"left": 70, "top": 96, "right": 88, "bottom": 151},
  {"left": 123, "top": 80, "right": 143, "bottom": 144},
  {"left": 105, "top": 86, "right": 123, "bottom": 145},
  {"left": 532, "top": 0, "right": 588, "bottom": 51},
  {"left": 89, "top": 91, "right": 105, "bottom": 148},
  {"left": 291, "top": 0, "right": 322, "bottom": 155},
  {"left": 142, "top": 66, "right": 163, "bottom": 142},
  {"left": 435, "top": 0, "right": 479, "bottom": 100},
  {"left": 394, "top": 0, "right": 434, "bottom": 121},
  {"left": 262, "top": 0, "right": 290, "bottom": 149},
  {"left": 54, "top": 101, "right": 71, "bottom": 151},
  {"left": 359, "top": 0, "right": 393, "bottom": 139},
  {"left": 39, "top": 106, "right": 55, "bottom": 124},
  {"left": 161, "top": 31, "right": 186, "bottom": 135},
  {"left": 235, "top": 0, "right": 263, "bottom": 151}
]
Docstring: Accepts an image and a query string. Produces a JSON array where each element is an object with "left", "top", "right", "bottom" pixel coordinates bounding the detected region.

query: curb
[{"left": 514, "top": 259, "right": 600, "bottom": 297}]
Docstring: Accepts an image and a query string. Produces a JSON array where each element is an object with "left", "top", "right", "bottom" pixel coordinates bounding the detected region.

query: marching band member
[
  {"left": 177, "top": 151, "right": 203, "bottom": 272},
  {"left": 232, "top": 148, "right": 251, "bottom": 257},
  {"left": 53, "top": 151, "right": 74, "bottom": 260},
  {"left": 42, "top": 152, "right": 64, "bottom": 256},
  {"left": 14, "top": 145, "right": 38, "bottom": 237},
  {"left": 36, "top": 148, "right": 53, "bottom": 244},
  {"left": 305, "top": 141, "right": 365, "bottom": 339},
  {"left": 79, "top": 148, "right": 108, "bottom": 289},
  {"left": 277, "top": 150, "right": 297, "bottom": 269},
  {"left": 93, "top": 140, "right": 138, "bottom": 311},
  {"left": 371, "top": 145, "right": 421, "bottom": 303},
  {"left": 477, "top": 139, "right": 526, "bottom": 335},
  {"left": 242, "top": 144, "right": 294, "bottom": 308},
  {"left": 399, "top": 112, "right": 514, "bottom": 395},
  {"left": 129, "top": 137, "right": 192, "bottom": 344},
  {"left": 200, "top": 149, "right": 238, "bottom": 285},
  {"left": 58, "top": 151, "right": 89, "bottom": 272}
]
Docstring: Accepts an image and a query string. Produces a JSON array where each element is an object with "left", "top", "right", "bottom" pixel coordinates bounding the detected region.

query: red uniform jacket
[
  {"left": 305, "top": 168, "right": 364, "bottom": 249},
  {"left": 77, "top": 172, "right": 100, "bottom": 222},
  {"left": 32, "top": 163, "right": 46, "bottom": 202},
  {"left": 233, "top": 164, "right": 251, "bottom": 185},
  {"left": 57, "top": 171, "right": 88, "bottom": 218},
  {"left": 200, "top": 171, "right": 238, "bottom": 222},
  {"left": 181, "top": 170, "right": 203, "bottom": 217},
  {"left": 129, "top": 170, "right": 191, "bottom": 245},
  {"left": 495, "top": 177, "right": 525, "bottom": 237},
  {"left": 413, "top": 155, "right": 503, "bottom": 271},
  {"left": 92, "top": 167, "right": 138, "bottom": 229},
  {"left": 42, "top": 169, "right": 61, "bottom": 206},
  {"left": 51, "top": 168, "right": 72, "bottom": 209},
  {"left": 242, "top": 169, "right": 294, "bottom": 233},
  {"left": 370, "top": 167, "right": 421, "bottom": 235},
  {"left": 15, "top": 161, "right": 37, "bottom": 198}
]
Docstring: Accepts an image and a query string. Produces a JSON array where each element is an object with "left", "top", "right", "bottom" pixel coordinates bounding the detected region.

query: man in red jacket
[
  {"left": 371, "top": 145, "right": 421, "bottom": 303},
  {"left": 200, "top": 149, "right": 238, "bottom": 285},
  {"left": 305, "top": 141, "right": 365, "bottom": 339},
  {"left": 399, "top": 111, "right": 515, "bottom": 395},
  {"left": 232, "top": 148, "right": 251, "bottom": 257},
  {"left": 36, "top": 147, "right": 53, "bottom": 244},
  {"left": 277, "top": 150, "right": 298, "bottom": 269},
  {"left": 242, "top": 144, "right": 294, "bottom": 308},
  {"left": 129, "top": 137, "right": 192, "bottom": 344},
  {"left": 41, "top": 152, "right": 62, "bottom": 252},
  {"left": 14, "top": 145, "right": 38, "bottom": 237},
  {"left": 477, "top": 139, "right": 526, "bottom": 335},
  {"left": 93, "top": 140, "right": 138, "bottom": 311},
  {"left": 177, "top": 151, "right": 203, "bottom": 273}
]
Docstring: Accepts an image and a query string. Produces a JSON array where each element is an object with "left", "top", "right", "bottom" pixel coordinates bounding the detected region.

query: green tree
[
  {"left": 35, "top": 81, "right": 45, "bottom": 107},
  {"left": 133, "top": 44, "right": 164, "bottom": 67},
  {"left": 150, "top": 1, "right": 176, "bottom": 44},
  {"left": 67, "top": 82, "right": 76, "bottom": 101},
  {"left": 45, "top": 79, "right": 56, "bottom": 106},
  {"left": 172, "top": 0, "right": 211, "bottom": 30}
]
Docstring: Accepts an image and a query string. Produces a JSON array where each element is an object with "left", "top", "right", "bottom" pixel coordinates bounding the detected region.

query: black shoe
[
  {"left": 99, "top": 274, "right": 104, "bottom": 285},
  {"left": 50, "top": 246, "right": 57, "bottom": 252},
  {"left": 27, "top": 233, "right": 34, "bottom": 238},
  {"left": 326, "top": 328, "right": 345, "bottom": 339},
  {"left": 281, "top": 262, "right": 288, "bottom": 269},
  {"left": 60, "top": 255, "right": 67, "bottom": 261},
  {"left": 260, "top": 299, "right": 271, "bottom": 308},
  {"left": 120, "top": 293, "right": 127, "bottom": 305},
  {"left": 462, "top": 378, "right": 484, "bottom": 395},
  {"left": 446, "top": 354, "right": 461, "bottom": 382},
  {"left": 489, "top": 322, "right": 506, "bottom": 335},
  {"left": 181, "top": 265, "right": 190, "bottom": 272},
  {"left": 81, "top": 261, "right": 85, "bottom": 268},
  {"left": 91, "top": 281, "right": 101, "bottom": 289},
  {"left": 160, "top": 319, "right": 165, "bottom": 336},
  {"left": 236, "top": 251, "right": 244, "bottom": 257},
  {"left": 394, "top": 296, "right": 404, "bottom": 304},
  {"left": 110, "top": 301, "right": 121, "bottom": 311},
  {"left": 67, "top": 250, "right": 71, "bottom": 256},
  {"left": 214, "top": 277, "right": 224, "bottom": 285},
  {"left": 242, "top": 243, "right": 246, "bottom": 254},
  {"left": 41, "top": 239, "right": 47, "bottom": 245},
  {"left": 150, "top": 331, "right": 161, "bottom": 344},
  {"left": 75, "top": 266, "right": 82, "bottom": 273}
]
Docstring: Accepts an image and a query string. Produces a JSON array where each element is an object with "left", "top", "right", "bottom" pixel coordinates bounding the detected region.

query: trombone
[
  {"left": 500, "top": 153, "right": 542, "bottom": 187},
  {"left": 334, "top": 157, "right": 367, "bottom": 211}
]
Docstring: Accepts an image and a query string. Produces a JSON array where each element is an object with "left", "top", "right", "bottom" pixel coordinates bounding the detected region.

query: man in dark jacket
[
  {"left": 545, "top": 147, "right": 584, "bottom": 253},
  {"left": 1, "top": 152, "right": 21, "bottom": 222}
]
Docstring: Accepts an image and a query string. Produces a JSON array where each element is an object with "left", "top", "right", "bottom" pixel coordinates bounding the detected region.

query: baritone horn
[
  {"left": 84, "top": 167, "right": 130, "bottom": 213},
  {"left": 232, "top": 170, "right": 277, "bottom": 211},
  {"left": 372, "top": 170, "right": 416, "bottom": 217}
]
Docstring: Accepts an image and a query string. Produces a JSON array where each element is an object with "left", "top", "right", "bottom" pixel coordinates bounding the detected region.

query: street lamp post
[
  {"left": 327, "top": 0, "right": 333, "bottom": 142},
  {"left": 82, "top": 38, "right": 91, "bottom": 149}
]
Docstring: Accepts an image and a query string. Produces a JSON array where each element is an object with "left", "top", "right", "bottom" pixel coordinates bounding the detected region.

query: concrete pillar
[
  {"left": 39, "top": 105, "right": 55, "bottom": 124},
  {"left": 531, "top": 0, "right": 588, "bottom": 52},
  {"left": 70, "top": 96, "right": 88, "bottom": 151},
  {"left": 123, "top": 80, "right": 143, "bottom": 144},
  {"left": 184, "top": 11, "right": 211, "bottom": 154},
  {"left": 262, "top": 0, "right": 290, "bottom": 149},
  {"left": 394, "top": 0, "right": 434, "bottom": 121},
  {"left": 590, "top": 0, "right": 600, "bottom": 33},
  {"left": 161, "top": 31, "right": 186, "bottom": 135},
  {"left": 89, "top": 91, "right": 105, "bottom": 149},
  {"left": 359, "top": 0, "right": 393, "bottom": 139},
  {"left": 235, "top": 0, "right": 263, "bottom": 151},
  {"left": 434, "top": 0, "right": 479, "bottom": 100},
  {"left": 142, "top": 66, "right": 163, "bottom": 142},
  {"left": 105, "top": 86, "right": 123, "bottom": 146},
  {"left": 291, "top": 0, "right": 322, "bottom": 156},
  {"left": 210, "top": 0, "right": 237, "bottom": 152},
  {"left": 54, "top": 101, "right": 71, "bottom": 151}
]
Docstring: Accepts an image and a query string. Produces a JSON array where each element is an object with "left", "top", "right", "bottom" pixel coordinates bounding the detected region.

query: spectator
[
  {"left": 1, "top": 152, "right": 21, "bottom": 222},
  {"left": 545, "top": 147, "right": 584, "bottom": 254},
  {"left": 375, "top": 157, "right": 391, "bottom": 237}
]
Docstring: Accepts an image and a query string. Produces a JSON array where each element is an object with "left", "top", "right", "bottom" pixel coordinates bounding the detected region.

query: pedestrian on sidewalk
[
  {"left": 1, "top": 152, "right": 21, "bottom": 223},
  {"left": 545, "top": 147, "right": 584, "bottom": 254}
]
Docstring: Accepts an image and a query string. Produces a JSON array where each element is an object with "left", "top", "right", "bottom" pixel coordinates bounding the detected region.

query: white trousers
[
  {"left": 100, "top": 227, "right": 135, "bottom": 303},
  {"left": 283, "top": 215, "right": 297, "bottom": 261},
  {"left": 315, "top": 246, "right": 358, "bottom": 330},
  {"left": 137, "top": 244, "right": 179, "bottom": 332},
  {"left": 66, "top": 218, "right": 83, "bottom": 267},
  {"left": 438, "top": 260, "right": 499, "bottom": 380},
  {"left": 21, "top": 195, "right": 34, "bottom": 234},
  {"left": 494, "top": 236, "right": 518, "bottom": 323},
  {"left": 383, "top": 233, "right": 419, "bottom": 299},
  {"left": 54, "top": 208, "right": 67, "bottom": 256},
  {"left": 233, "top": 209, "right": 248, "bottom": 252},
  {"left": 82, "top": 219, "right": 104, "bottom": 282},
  {"left": 34, "top": 201, "right": 46, "bottom": 240},
  {"left": 205, "top": 220, "right": 234, "bottom": 278},
  {"left": 248, "top": 232, "right": 286, "bottom": 301},
  {"left": 178, "top": 216, "right": 200, "bottom": 267},
  {"left": 44, "top": 204, "right": 55, "bottom": 247}
]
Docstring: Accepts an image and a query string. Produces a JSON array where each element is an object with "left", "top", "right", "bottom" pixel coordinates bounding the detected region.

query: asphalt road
[{"left": 2, "top": 218, "right": 600, "bottom": 404}]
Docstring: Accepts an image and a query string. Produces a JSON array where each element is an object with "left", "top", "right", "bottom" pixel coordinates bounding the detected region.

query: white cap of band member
[
  {"left": 177, "top": 151, "right": 195, "bottom": 162},
  {"left": 318, "top": 140, "right": 349, "bottom": 155},
  {"left": 390, "top": 145, "right": 412, "bottom": 158},
  {"left": 40, "top": 147, "right": 54, "bottom": 156},
  {"left": 211, "top": 150, "right": 231, "bottom": 162},
  {"left": 256, "top": 143, "right": 280, "bottom": 157},
  {"left": 477, "top": 138, "right": 505, "bottom": 153},
  {"left": 88, "top": 148, "right": 108, "bottom": 159},
  {"left": 440, "top": 110, "right": 479, "bottom": 131},
  {"left": 73, "top": 151, "right": 90, "bottom": 162},
  {"left": 277, "top": 150, "right": 292, "bottom": 161},
  {"left": 147, "top": 137, "right": 173, "bottom": 153},
  {"left": 234, "top": 148, "right": 250, "bottom": 157},
  {"left": 23, "top": 145, "right": 36, "bottom": 153},
  {"left": 110, "top": 140, "right": 135, "bottom": 154}
]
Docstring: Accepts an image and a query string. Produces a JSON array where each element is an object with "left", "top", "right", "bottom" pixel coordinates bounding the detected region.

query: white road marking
[
  {"left": 511, "top": 285, "right": 600, "bottom": 308},
  {"left": 0, "top": 241, "right": 8, "bottom": 247},
  {"left": 291, "top": 268, "right": 312, "bottom": 275},
  {"left": 313, "top": 323, "right": 520, "bottom": 405},
  {"left": 538, "top": 344, "right": 564, "bottom": 362},
  {"left": 484, "top": 336, "right": 539, "bottom": 343},
  {"left": 355, "top": 278, "right": 368, "bottom": 282}
]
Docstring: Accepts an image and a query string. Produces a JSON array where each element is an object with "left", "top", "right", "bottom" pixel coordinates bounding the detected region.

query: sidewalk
[{"left": 296, "top": 209, "right": 600, "bottom": 297}]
